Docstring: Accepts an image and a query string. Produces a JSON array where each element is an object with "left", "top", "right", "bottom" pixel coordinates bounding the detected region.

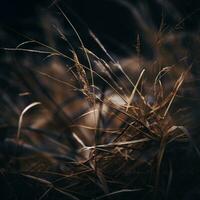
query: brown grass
[{"left": 0, "top": 4, "right": 199, "bottom": 200}]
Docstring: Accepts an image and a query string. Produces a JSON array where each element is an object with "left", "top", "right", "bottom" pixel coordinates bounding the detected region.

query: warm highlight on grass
[{"left": 1, "top": 3, "right": 200, "bottom": 200}]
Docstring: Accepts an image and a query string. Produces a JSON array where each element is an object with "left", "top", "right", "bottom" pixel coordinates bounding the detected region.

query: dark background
[{"left": 1, "top": 0, "right": 200, "bottom": 56}]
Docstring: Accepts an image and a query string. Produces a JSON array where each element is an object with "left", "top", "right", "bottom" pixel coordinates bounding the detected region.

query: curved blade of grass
[
  {"left": 17, "top": 102, "right": 41, "bottom": 141},
  {"left": 94, "top": 188, "right": 142, "bottom": 200}
]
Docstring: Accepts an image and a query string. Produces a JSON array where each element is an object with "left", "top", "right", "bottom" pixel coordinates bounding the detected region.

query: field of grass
[{"left": 1, "top": 1, "right": 200, "bottom": 200}]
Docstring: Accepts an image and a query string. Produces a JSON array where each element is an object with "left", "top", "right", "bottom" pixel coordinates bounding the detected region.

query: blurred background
[{"left": 1, "top": 0, "right": 200, "bottom": 56}]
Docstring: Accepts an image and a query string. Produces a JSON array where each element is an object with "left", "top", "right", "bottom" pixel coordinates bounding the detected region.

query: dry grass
[{"left": 0, "top": 4, "right": 200, "bottom": 200}]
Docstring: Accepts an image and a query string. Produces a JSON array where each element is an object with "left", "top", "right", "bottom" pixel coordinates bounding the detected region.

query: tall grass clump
[{"left": 1, "top": 3, "right": 200, "bottom": 200}]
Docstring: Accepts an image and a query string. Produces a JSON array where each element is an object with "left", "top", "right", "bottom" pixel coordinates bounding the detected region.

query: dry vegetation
[{"left": 1, "top": 3, "right": 200, "bottom": 200}]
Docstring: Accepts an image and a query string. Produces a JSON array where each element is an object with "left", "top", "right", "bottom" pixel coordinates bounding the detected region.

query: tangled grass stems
[{"left": 1, "top": 4, "right": 198, "bottom": 200}]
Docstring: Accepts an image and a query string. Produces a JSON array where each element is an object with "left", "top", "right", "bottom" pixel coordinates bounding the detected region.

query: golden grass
[{"left": 1, "top": 5, "right": 199, "bottom": 200}]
